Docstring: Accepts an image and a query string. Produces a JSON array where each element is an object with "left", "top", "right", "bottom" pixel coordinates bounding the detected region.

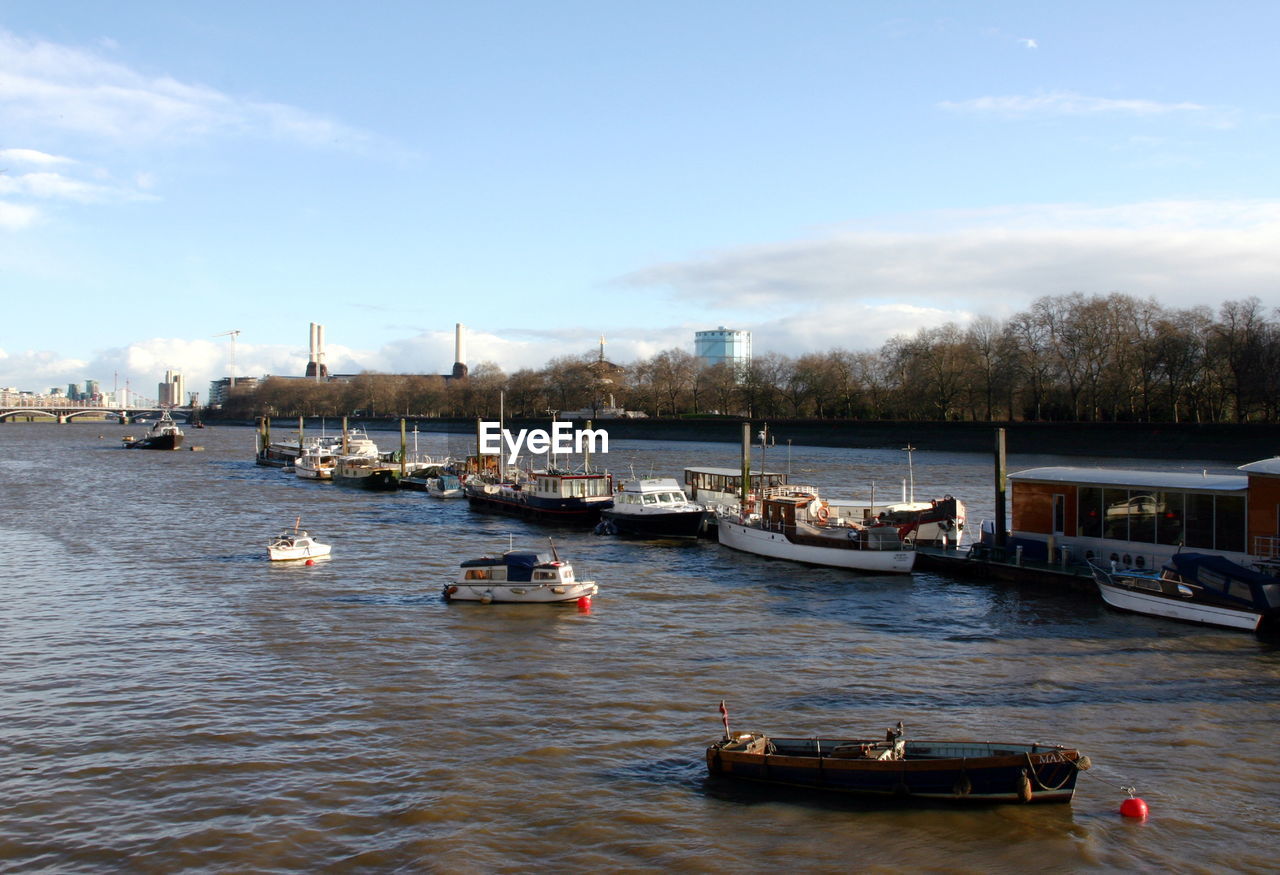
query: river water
[{"left": 0, "top": 422, "right": 1275, "bottom": 873}]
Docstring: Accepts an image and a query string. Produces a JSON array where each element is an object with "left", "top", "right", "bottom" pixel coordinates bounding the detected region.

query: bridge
[{"left": 0, "top": 402, "right": 199, "bottom": 424}]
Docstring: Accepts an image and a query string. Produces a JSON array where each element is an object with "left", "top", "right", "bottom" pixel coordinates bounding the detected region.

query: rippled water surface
[{"left": 1, "top": 422, "right": 1276, "bottom": 872}]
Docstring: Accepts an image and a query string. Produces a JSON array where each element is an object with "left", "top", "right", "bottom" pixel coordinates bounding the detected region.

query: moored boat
[
  {"left": 122, "top": 410, "right": 184, "bottom": 450},
  {"left": 1088, "top": 553, "right": 1280, "bottom": 635},
  {"left": 597, "top": 477, "right": 707, "bottom": 539},
  {"left": 716, "top": 488, "right": 915, "bottom": 573},
  {"left": 707, "top": 726, "right": 1088, "bottom": 804},
  {"left": 443, "top": 547, "right": 597, "bottom": 604},
  {"left": 465, "top": 468, "right": 613, "bottom": 525},
  {"left": 267, "top": 522, "right": 332, "bottom": 561}
]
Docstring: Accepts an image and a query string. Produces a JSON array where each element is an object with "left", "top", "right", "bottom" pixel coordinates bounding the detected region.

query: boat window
[
  {"left": 1155, "top": 492, "right": 1185, "bottom": 546},
  {"left": 643, "top": 494, "right": 659, "bottom": 504},
  {"left": 1228, "top": 581, "right": 1252, "bottom": 602},
  {"left": 1077, "top": 487, "right": 1103, "bottom": 538},
  {"left": 464, "top": 569, "right": 490, "bottom": 580},
  {"left": 1215, "top": 495, "right": 1245, "bottom": 553},
  {"left": 533, "top": 571, "right": 558, "bottom": 580},
  {"left": 1128, "top": 493, "right": 1157, "bottom": 544},
  {"left": 1102, "top": 488, "right": 1130, "bottom": 540},
  {"left": 1261, "top": 584, "right": 1280, "bottom": 608},
  {"left": 1185, "top": 494, "right": 1215, "bottom": 549}
]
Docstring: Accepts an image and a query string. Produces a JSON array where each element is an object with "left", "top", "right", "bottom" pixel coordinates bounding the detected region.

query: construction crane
[{"left": 214, "top": 330, "right": 241, "bottom": 388}]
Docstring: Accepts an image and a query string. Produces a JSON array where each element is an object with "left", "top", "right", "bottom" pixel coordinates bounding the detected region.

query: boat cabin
[
  {"left": 684, "top": 467, "right": 787, "bottom": 509},
  {"left": 1005, "top": 457, "right": 1280, "bottom": 571},
  {"left": 614, "top": 478, "right": 694, "bottom": 506},
  {"left": 532, "top": 471, "right": 613, "bottom": 500},
  {"left": 459, "top": 551, "right": 574, "bottom": 582}
]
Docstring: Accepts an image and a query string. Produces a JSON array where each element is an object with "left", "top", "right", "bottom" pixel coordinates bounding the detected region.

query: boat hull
[
  {"left": 707, "top": 735, "right": 1083, "bottom": 804},
  {"left": 466, "top": 488, "right": 610, "bottom": 525},
  {"left": 598, "top": 508, "right": 707, "bottom": 539},
  {"left": 333, "top": 466, "right": 401, "bottom": 491},
  {"left": 126, "top": 435, "right": 183, "bottom": 450},
  {"left": 716, "top": 516, "right": 916, "bottom": 573},
  {"left": 268, "top": 543, "right": 331, "bottom": 561},
  {"left": 443, "top": 581, "right": 598, "bottom": 603},
  {"left": 1091, "top": 572, "right": 1263, "bottom": 631}
]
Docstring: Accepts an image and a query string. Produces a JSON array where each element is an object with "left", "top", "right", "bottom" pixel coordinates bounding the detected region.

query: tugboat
[{"left": 123, "top": 410, "right": 184, "bottom": 450}]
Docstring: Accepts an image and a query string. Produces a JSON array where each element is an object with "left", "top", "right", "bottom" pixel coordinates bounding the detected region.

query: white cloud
[
  {"left": 0, "top": 27, "right": 374, "bottom": 149},
  {"left": 0, "top": 147, "right": 74, "bottom": 166},
  {"left": 619, "top": 200, "right": 1280, "bottom": 350},
  {"left": 1019, "top": 38, "right": 1038, "bottom": 49},
  {"left": 0, "top": 200, "right": 39, "bottom": 228},
  {"left": 940, "top": 91, "right": 1210, "bottom": 117}
]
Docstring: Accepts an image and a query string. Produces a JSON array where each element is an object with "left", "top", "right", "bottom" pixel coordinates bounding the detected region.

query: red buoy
[
  {"left": 577, "top": 596, "right": 592, "bottom": 614},
  {"left": 305, "top": 559, "right": 315, "bottom": 566},
  {"left": 1120, "top": 796, "right": 1148, "bottom": 819}
]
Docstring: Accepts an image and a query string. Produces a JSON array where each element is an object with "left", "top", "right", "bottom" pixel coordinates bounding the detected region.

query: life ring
[{"left": 814, "top": 505, "right": 830, "bottom": 522}]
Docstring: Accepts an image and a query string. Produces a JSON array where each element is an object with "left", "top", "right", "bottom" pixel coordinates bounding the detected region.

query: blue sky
[{"left": 2, "top": 1, "right": 1278, "bottom": 398}]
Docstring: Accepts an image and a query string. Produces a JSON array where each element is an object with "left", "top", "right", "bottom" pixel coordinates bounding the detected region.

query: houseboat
[
  {"left": 683, "top": 466, "right": 788, "bottom": 513},
  {"left": 997, "top": 457, "right": 1280, "bottom": 574}
]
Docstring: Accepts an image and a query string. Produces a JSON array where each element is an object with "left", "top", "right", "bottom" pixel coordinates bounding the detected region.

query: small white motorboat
[
  {"left": 267, "top": 519, "right": 332, "bottom": 561},
  {"left": 444, "top": 544, "right": 597, "bottom": 604}
]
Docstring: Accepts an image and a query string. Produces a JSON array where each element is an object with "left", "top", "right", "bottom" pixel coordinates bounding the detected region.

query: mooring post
[
  {"left": 994, "top": 427, "right": 1008, "bottom": 549},
  {"left": 741, "top": 421, "right": 751, "bottom": 507}
]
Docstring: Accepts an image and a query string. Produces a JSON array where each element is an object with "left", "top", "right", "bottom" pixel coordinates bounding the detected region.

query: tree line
[{"left": 216, "top": 294, "right": 1280, "bottom": 424}]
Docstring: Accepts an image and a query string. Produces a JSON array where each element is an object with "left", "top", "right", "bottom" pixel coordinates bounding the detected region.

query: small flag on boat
[{"left": 719, "top": 699, "right": 730, "bottom": 737}]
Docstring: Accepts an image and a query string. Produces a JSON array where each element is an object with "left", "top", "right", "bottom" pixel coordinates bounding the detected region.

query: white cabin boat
[
  {"left": 444, "top": 549, "right": 597, "bottom": 603},
  {"left": 267, "top": 526, "right": 332, "bottom": 561},
  {"left": 716, "top": 489, "right": 916, "bottom": 573}
]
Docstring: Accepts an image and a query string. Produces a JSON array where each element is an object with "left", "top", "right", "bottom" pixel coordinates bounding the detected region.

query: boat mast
[{"left": 904, "top": 443, "right": 916, "bottom": 503}]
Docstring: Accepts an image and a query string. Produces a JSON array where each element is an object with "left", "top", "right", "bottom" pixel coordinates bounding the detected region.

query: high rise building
[
  {"left": 159, "top": 370, "right": 185, "bottom": 407},
  {"left": 695, "top": 327, "right": 752, "bottom": 371}
]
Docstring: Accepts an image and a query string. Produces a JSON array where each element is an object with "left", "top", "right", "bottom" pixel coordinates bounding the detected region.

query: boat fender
[
  {"left": 1018, "top": 770, "right": 1034, "bottom": 803},
  {"left": 480, "top": 590, "right": 493, "bottom": 604},
  {"left": 952, "top": 773, "right": 972, "bottom": 797},
  {"left": 1075, "top": 755, "right": 1092, "bottom": 771}
]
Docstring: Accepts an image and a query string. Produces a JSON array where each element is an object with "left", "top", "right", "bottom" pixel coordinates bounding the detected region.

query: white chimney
[
  {"left": 308, "top": 323, "right": 317, "bottom": 365},
  {"left": 317, "top": 324, "right": 325, "bottom": 368},
  {"left": 455, "top": 322, "right": 466, "bottom": 366}
]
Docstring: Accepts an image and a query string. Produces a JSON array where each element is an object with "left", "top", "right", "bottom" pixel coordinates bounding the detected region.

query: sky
[{"left": 2, "top": 1, "right": 1279, "bottom": 398}]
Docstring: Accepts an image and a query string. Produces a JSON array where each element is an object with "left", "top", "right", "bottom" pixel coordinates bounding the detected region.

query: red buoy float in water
[
  {"left": 577, "top": 596, "right": 592, "bottom": 614},
  {"left": 1120, "top": 795, "right": 1148, "bottom": 819},
  {"left": 305, "top": 559, "right": 315, "bottom": 566}
]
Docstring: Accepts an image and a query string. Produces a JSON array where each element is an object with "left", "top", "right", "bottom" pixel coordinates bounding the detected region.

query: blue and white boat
[{"left": 1088, "top": 552, "right": 1280, "bottom": 635}]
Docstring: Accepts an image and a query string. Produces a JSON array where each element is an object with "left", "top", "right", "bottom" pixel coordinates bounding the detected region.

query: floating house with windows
[{"left": 1005, "top": 458, "right": 1280, "bottom": 572}]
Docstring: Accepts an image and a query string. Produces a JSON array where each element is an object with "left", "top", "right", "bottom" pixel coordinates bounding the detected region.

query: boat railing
[{"left": 1253, "top": 535, "right": 1280, "bottom": 561}]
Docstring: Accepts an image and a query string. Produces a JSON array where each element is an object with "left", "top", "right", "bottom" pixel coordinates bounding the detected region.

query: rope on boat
[{"left": 1023, "top": 753, "right": 1077, "bottom": 792}]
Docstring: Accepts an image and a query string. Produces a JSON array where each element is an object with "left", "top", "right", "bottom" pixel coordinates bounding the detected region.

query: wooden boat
[
  {"left": 122, "top": 410, "right": 184, "bottom": 450},
  {"left": 707, "top": 724, "right": 1088, "bottom": 804},
  {"left": 597, "top": 477, "right": 707, "bottom": 539},
  {"left": 267, "top": 521, "right": 331, "bottom": 561},
  {"left": 1088, "top": 553, "right": 1280, "bottom": 635},
  {"left": 443, "top": 547, "right": 597, "bottom": 603},
  {"left": 716, "top": 489, "right": 916, "bottom": 573}
]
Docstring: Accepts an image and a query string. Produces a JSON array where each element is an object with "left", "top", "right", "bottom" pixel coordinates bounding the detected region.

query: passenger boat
[
  {"left": 465, "top": 468, "right": 613, "bottom": 525},
  {"left": 716, "top": 488, "right": 916, "bottom": 573},
  {"left": 597, "top": 477, "right": 707, "bottom": 539},
  {"left": 707, "top": 725, "right": 1088, "bottom": 804},
  {"left": 443, "top": 547, "right": 597, "bottom": 603},
  {"left": 1088, "top": 552, "right": 1280, "bottom": 635},
  {"left": 122, "top": 410, "right": 184, "bottom": 450},
  {"left": 683, "top": 466, "right": 788, "bottom": 514},
  {"left": 333, "top": 453, "right": 402, "bottom": 490},
  {"left": 267, "top": 522, "right": 332, "bottom": 561}
]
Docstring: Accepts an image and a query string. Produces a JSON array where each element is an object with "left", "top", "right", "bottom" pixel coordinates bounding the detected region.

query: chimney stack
[{"left": 451, "top": 322, "right": 469, "bottom": 379}]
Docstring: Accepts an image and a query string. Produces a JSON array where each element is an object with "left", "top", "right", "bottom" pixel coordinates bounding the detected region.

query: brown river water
[{"left": 0, "top": 422, "right": 1276, "bottom": 872}]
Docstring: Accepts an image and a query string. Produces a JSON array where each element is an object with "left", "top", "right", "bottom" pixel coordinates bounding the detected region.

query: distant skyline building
[
  {"left": 84, "top": 379, "right": 100, "bottom": 400},
  {"left": 305, "top": 322, "right": 329, "bottom": 380},
  {"left": 159, "top": 369, "right": 185, "bottom": 407},
  {"left": 695, "top": 327, "right": 752, "bottom": 371}
]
